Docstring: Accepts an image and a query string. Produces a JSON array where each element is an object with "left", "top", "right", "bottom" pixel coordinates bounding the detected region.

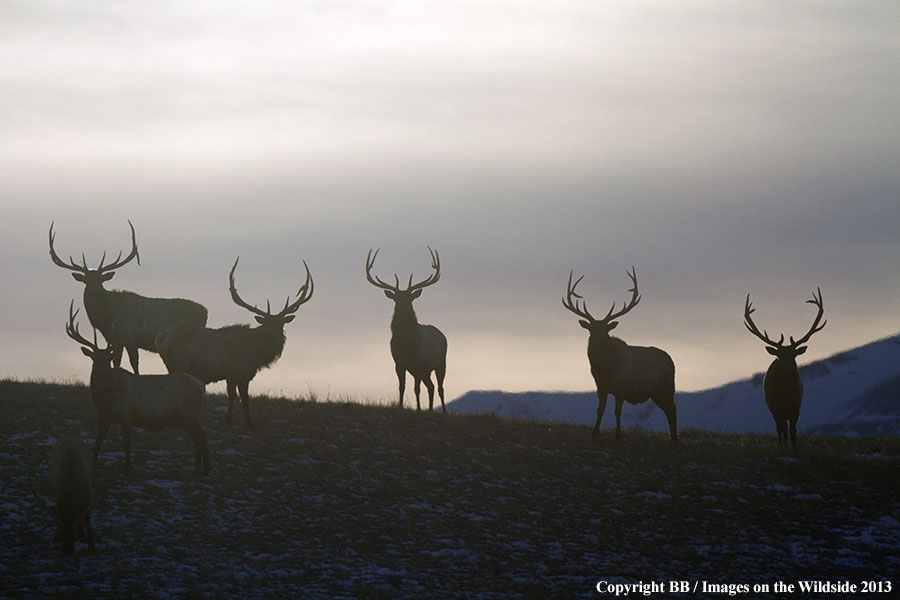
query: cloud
[{"left": 1, "top": 1, "right": 899, "bottom": 397}]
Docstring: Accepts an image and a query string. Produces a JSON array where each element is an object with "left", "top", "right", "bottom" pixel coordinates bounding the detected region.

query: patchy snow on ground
[{"left": 1, "top": 380, "right": 898, "bottom": 599}]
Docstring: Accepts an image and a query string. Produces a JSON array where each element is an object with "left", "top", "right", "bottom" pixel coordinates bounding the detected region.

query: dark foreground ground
[{"left": 1, "top": 378, "right": 898, "bottom": 599}]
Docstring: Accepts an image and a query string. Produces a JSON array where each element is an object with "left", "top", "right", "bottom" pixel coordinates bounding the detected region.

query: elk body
[
  {"left": 66, "top": 302, "right": 210, "bottom": 474},
  {"left": 49, "top": 221, "right": 208, "bottom": 374},
  {"left": 743, "top": 288, "right": 826, "bottom": 449},
  {"left": 31, "top": 438, "right": 96, "bottom": 555},
  {"left": 155, "top": 258, "right": 314, "bottom": 428},
  {"left": 563, "top": 267, "right": 677, "bottom": 442},
  {"left": 366, "top": 248, "right": 447, "bottom": 411}
]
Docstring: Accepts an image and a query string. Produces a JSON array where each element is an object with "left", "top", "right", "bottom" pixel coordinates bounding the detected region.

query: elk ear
[
  {"left": 579, "top": 320, "right": 591, "bottom": 329},
  {"left": 607, "top": 321, "right": 618, "bottom": 331},
  {"left": 100, "top": 272, "right": 115, "bottom": 283},
  {"left": 282, "top": 315, "right": 295, "bottom": 324},
  {"left": 765, "top": 346, "right": 779, "bottom": 356},
  {"left": 71, "top": 273, "right": 86, "bottom": 283},
  {"left": 384, "top": 290, "right": 396, "bottom": 300},
  {"left": 795, "top": 346, "right": 808, "bottom": 355},
  {"left": 411, "top": 289, "right": 422, "bottom": 299},
  {"left": 81, "top": 347, "right": 93, "bottom": 358},
  {"left": 254, "top": 316, "right": 266, "bottom": 325}
]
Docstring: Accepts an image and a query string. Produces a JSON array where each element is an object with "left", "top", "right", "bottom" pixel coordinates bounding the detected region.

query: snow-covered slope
[{"left": 448, "top": 334, "right": 900, "bottom": 436}]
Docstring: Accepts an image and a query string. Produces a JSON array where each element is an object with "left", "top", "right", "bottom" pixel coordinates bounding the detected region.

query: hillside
[
  {"left": 2, "top": 379, "right": 899, "bottom": 599},
  {"left": 449, "top": 335, "right": 900, "bottom": 437}
]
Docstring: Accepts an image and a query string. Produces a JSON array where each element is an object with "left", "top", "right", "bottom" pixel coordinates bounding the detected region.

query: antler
[
  {"left": 49, "top": 221, "right": 140, "bottom": 274},
  {"left": 407, "top": 246, "right": 441, "bottom": 292},
  {"left": 561, "top": 270, "right": 596, "bottom": 322},
  {"left": 602, "top": 266, "right": 641, "bottom": 323},
  {"left": 744, "top": 289, "right": 826, "bottom": 349},
  {"left": 789, "top": 287, "right": 826, "bottom": 347},
  {"left": 365, "top": 249, "right": 401, "bottom": 292},
  {"left": 744, "top": 293, "right": 784, "bottom": 348},
  {"left": 366, "top": 247, "right": 441, "bottom": 293},
  {"left": 562, "top": 267, "right": 642, "bottom": 324},
  {"left": 229, "top": 258, "right": 314, "bottom": 319},
  {"left": 65, "top": 300, "right": 101, "bottom": 351},
  {"left": 49, "top": 222, "right": 88, "bottom": 273}
]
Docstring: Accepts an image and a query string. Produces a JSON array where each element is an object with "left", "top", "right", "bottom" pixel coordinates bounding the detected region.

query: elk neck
[
  {"left": 88, "top": 361, "right": 127, "bottom": 412},
  {"left": 82, "top": 284, "right": 114, "bottom": 332},
  {"left": 390, "top": 302, "right": 421, "bottom": 354},
  {"left": 587, "top": 332, "right": 627, "bottom": 372},
  {"left": 251, "top": 322, "right": 288, "bottom": 368}
]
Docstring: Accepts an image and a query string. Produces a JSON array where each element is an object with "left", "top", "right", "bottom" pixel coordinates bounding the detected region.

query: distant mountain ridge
[{"left": 447, "top": 334, "right": 900, "bottom": 437}]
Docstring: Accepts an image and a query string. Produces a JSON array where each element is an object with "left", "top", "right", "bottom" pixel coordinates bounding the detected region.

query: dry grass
[{"left": 2, "top": 378, "right": 898, "bottom": 598}]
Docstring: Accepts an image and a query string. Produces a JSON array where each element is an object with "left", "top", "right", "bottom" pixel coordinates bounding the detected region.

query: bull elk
[
  {"left": 366, "top": 247, "right": 447, "bottom": 411},
  {"left": 49, "top": 220, "right": 208, "bottom": 374},
  {"left": 66, "top": 301, "right": 210, "bottom": 474},
  {"left": 562, "top": 267, "right": 677, "bottom": 442},
  {"left": 155, "top": 258, "right": 313, "bottom": 428},
  {"left": 743, "top": 288, "right": 826, "bottom": 449}
]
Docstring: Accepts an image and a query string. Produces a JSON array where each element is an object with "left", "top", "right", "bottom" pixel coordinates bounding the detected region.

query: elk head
[
  {"left": 365, "top": 247, "right": 441, "bottom": 309},
  {"left": 229, "top": 257, "right": 314, "bottom": 329},
  {"left": 65, "top": 300, "right": 115, "bottom": 367},
  {"left": 562, "top": 266, "right": 641, "bottom": 337},
  {"left": 743, "top": 288, "right": 826, "bottom": 362},
  {"left": 49, "top": 221, "right": 141, "bottom": 288}
]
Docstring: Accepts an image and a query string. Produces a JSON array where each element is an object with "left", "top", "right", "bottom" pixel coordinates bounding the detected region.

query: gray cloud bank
[{"left": 2, "top": 1, "right": 898, "bottom": 399}]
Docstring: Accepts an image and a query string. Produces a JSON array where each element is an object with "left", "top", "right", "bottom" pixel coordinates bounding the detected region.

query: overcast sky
[{"left": 2, "top": 0, "right": 899, "bottom": 403}]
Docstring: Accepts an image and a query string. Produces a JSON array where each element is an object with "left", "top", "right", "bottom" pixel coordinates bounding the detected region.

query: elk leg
[
  {"left": 423, "top": 374, "right": 435, "bottom": 411},
  {"left": 652, "top": 394, "right": 678, "bottom": 444},
  {"left": 122, "top": 424, "right": 133, "bottom": 474},
  {"left": 126, "top": 345, "right": 140, "bottom": 374},
  {"left": 111, "top": 345, "right": 124, "bottom": 369},
  {"left": 591, "top": 391, "right": 608, "bottom": 437},
  {"left": 789, "top": 420, "right": 798, "bottom": 450},
  {"left": 396, "top": 365, "right": 406, "bottom": 408},
  {"left": 201, "top": 428, "right": 210, "bottom": 474},
  {"left": 186, "top": 422, "right": 205, "bottom": 474},
  {"left": 413, "top": 378, "right": 422, "bottom": 411},
  {"left": 93, "top": 420, "right": 110, "bottom": 472},
  {"left": 614, "top": 397, "right": 624, "bottom": 439},
  {"left": 436, "top": 363, "right": 446, "bottom": 413},
  {"left": 85, "top": 513, "right": 95, "bottom": 553},
  {"left": 238, "top": 380, "right": 253, "bottom": 429},
  {"left": 226, "top": 380, "right": 238, "bottom": 427},
  {"left": 775, "top": 419, "right": 787, "bottom": 447}
]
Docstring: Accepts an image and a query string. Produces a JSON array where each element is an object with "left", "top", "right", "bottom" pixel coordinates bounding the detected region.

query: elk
[
  {"left": 65, "top": 301, "right": 210, "bottom": 474},
  {"left": 155, "top": 257, "right": 314, "bottom": 428},
  {"left": 562, "top": 267, "right": 677, "bottom": 442},
  {"left": 366, "top": 247, "right": 447, "bottom": 411},
  {"left": 49, "top": 220, "right": 208, "bottom": 374},
  {"left": 743, "top": 288, "right": 826, "bottom": 449},
  {"left": 30, "top": 438, "right": 98, "bottom": 555}
]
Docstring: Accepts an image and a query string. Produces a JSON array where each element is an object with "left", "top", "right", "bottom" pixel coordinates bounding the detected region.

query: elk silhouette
[
  {"left": 30, "top": 438, "right": 99, "bottom": 555},
  {"left": 743, "top": 288, "right": 826, "bottom": 449},
  {"left": 65, "top": 301, "right": 210, "bottom": 475},
  {"left": 563, "top": 267, "right": 677, "bottom": 442},
  {"left": 366, "top": 247, "right": 447, "bottom": 411},
  {"left": 155, "top": 258, "right": 314, "bottom": 428},
  {"left": 49, "top": 221, "right": 208, "bottom": 374}
]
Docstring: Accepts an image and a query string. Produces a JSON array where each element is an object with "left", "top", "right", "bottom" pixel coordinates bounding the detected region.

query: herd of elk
[
  {"left": 562, "top": 267, "right": 678, "bottom": 443},
  {"left": 40, "top": 219, "right": 836, "bottom": 554},
  {"left": 366, "top": 247, "right": 448, "bottom": 412},
  {"left": 155, "top": 257, "right": 314, "bottom": 429},
  {"left": 743, "top": 288, "right": 826, "bottom": 448}
]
